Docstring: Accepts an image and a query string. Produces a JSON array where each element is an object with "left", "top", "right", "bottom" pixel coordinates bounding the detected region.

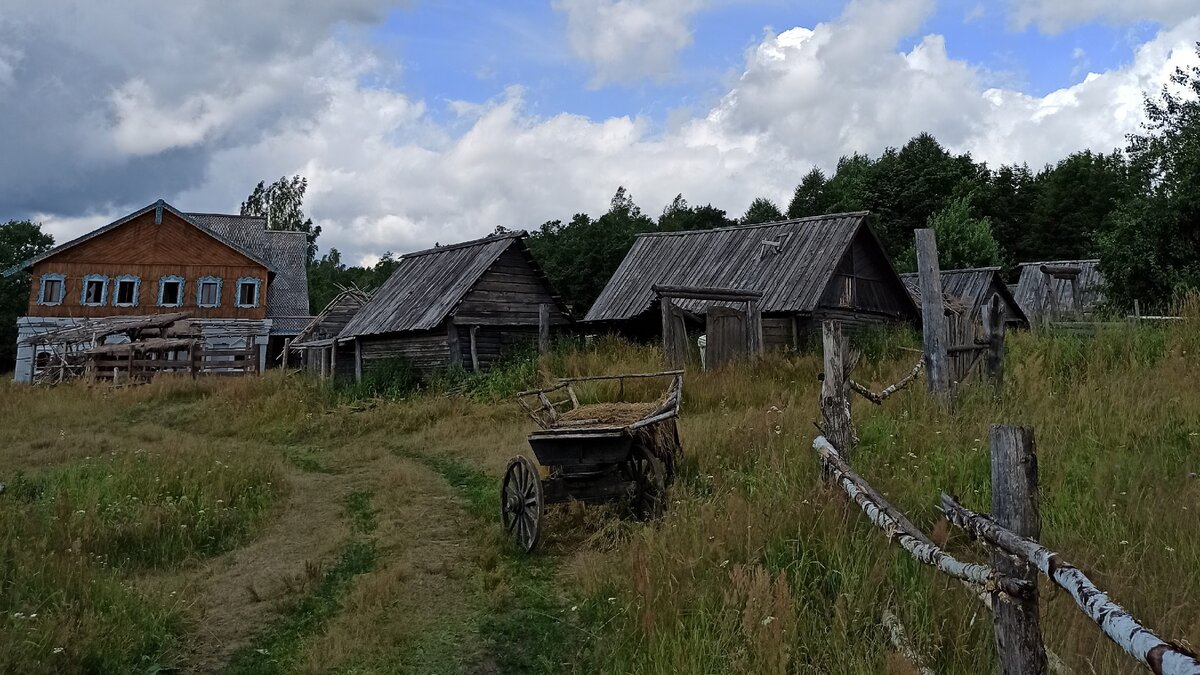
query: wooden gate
[
  {"left": 705, "top": 306, "right": 748, "bottom": 370},
  {"left": 662, "top": 300, "right": 691, "bottom": 368}
]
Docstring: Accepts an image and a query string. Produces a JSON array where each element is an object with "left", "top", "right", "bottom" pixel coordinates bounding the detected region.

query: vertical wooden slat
[
  {"left": 538, "top": 303, "right": 550, "bottom": 355},
  {"left": 470, "top": 325, "right": 480, "bottom": 372},
  {"left": 820, "top": 320, "right": 854, "bottom": 462},
  {"left": 984, "top": 293, "right": 1006, "bottom": 390},
  {"left": 914, "top": 229, "right": 949, "bottom": 401},
  {"left": 991, "top": 425, "right": 1047, "bottom": 675},
  {"left": 354, "top": 338, "right": 362, "bottom": 383},
  {"left": 447, "top": 318, "right": 462, "bottom": 367}
]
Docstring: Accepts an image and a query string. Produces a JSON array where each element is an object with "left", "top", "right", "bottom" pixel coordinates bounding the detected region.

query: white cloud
[
  {"left": 1008, "top": 0, "right": 1199, "bottom": 32},
  {"left": 6, "top": 0, "right": 1200, "bottom": 267},
  {"left": 553, "top": 0, "right": 706, "bottom": 86}
]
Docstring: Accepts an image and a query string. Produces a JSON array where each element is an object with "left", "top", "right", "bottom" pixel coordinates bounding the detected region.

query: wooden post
[
  {"left": 1069, "top": 274, "right": 1081, "bottom": 318},
  {"left": 470, "top": 325, "right": 480, "bottom": 372},
  {"left": 990, "top": 425, "right": 1047, "bottom": 675},
  {"left": 1133, "top": 299, "right": 1141, "bottom": 321},
  {"left": 447, "top": 318, "right": 461, "bottom": 367},
  {"left": 538, "top": 303, "right": 550, "bottom": 356},
  {"left": 354, "top": 338, "right": 362, "bottom": 383},
  {"left": 820, "top": 320, "right": 854, "bottom": 462},
  {"left": 660, "top": 295, "right": 678, "bottom": 368},
  {"left": 747, "top": 299, "right": 763, "bottom": 355},
  {"left": 914, "top": 229, "right": 949, "bottom": 401},
  {"left": 983, "top": 293, "right": 1006, "bottom": 389}
]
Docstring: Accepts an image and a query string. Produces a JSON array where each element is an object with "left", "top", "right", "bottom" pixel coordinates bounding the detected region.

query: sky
[{"left": 0, "top": 0, "right": 1197, "bottom": 264}]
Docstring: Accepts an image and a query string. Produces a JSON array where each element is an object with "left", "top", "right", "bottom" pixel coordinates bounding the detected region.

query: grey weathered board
[{"left": 706, "top": 306, "right": 747, "bottom": 370}]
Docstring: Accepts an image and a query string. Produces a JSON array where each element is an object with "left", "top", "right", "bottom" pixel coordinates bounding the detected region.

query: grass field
[{"left": 2, "top": 316, "right": 1198, "bottom": 673}]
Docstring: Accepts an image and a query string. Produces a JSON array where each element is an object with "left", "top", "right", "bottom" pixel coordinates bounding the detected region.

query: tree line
[{"left": 2, "top": 44, "right": 1198, "bottom": 369}]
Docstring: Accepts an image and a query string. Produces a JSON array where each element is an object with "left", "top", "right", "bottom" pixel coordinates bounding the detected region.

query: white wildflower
[{"left": 52, "top": 647, "right": 63, "bottom": 655}]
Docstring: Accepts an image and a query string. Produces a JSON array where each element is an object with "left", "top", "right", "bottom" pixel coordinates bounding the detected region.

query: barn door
[
  {"left": 706, "top": 306, "right": 748, "bottom": 370},
  {"left": 662, "top": 300, "right": 691, "bottom": 368}
]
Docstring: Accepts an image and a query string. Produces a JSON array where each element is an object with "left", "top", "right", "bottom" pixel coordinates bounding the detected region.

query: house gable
[
  {"left": 451, "top": 241, "right": 571, "bottom": 326},
  {"left": 41, "top": 209, "right": 264, "bottom": 268},
  {"left": 819, "top": 227, "right": 919, "bottom": 319}
]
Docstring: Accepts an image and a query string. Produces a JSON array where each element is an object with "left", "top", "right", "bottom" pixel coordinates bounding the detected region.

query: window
[
  {"left": 81, "top": 274, "right": 108, "bottom": 306},
  {"left": 235, "top": 277, "right": 261, "bottom": 308},
  {"left": 37, "top": 274, "right": 65, "bottom": 306},
  {"left": 114, "top": 275, "right": 140, "bottom": 307},
  {"left": 158, "top": 276, "right": 184, "bottom": 307},
  {"left": 197, "top": 276, "right": 222, "bottom": 307}
]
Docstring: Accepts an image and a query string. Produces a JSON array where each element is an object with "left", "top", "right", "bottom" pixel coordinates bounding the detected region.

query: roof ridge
[
  {"left": 184, "top": 211, "right": 264, "bottom": 219},
  {"left": 1018, "top": 259, "right": 1100, "bottom": 266},
  {"left": 638, "top": 211, "right": 870, "bottom": 238},
  {"left": 400, "top": 230, "right": 527, "bottom": 259}
]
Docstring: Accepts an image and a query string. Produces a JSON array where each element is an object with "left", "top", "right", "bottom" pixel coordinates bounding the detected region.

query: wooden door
[
  {"left": 706, "top": 306, "right": 748, "bottom": 370},
  {"left": 662, "top": 300, "right": 690, "bottom": 368}
]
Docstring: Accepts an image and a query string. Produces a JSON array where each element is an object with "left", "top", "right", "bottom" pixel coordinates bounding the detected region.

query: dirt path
[{"left": 176, "top": 469, "right": 351, "bottom": 674}]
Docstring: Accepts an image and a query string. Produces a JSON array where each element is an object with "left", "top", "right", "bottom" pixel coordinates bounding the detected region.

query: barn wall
[
  {"left": 453, "top": 247, "right": 570, "bottom": 326},
  {"left": 450, "top": 324, "right": 541, "bottom": 371},
  {"left": 359, "top": 329, "right": 450, "bottom": 376},
  {"left": 819, "top": 231, "right": 915, "bottom": 320},
  {"left": 27, "top": 210, "right": 269, "bottom": 320},
  {"left": 762, "top": 315, "right": 796, "bottom": 351}
]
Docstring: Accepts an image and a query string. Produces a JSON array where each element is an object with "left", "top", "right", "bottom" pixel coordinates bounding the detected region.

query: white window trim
[
  {"left": 113, "top": 274, "right": 141, "bottom": 307},
  {"left": 234, "top": 277, "right": 261, "bottom": 308},
  {"left": 158, "top": 275, "right": 185, "bottom": 307},
  {"left": 81, "top": 274, "right": 109, "bottom": 307},
  {"left": 37, "top": 273, "right": 66, "bottom": 307},
  {"left": 197, "top": 276, "right": 222, "bottom": 308}
]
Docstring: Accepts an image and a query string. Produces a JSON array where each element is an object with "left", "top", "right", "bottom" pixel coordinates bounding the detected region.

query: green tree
[
  {"left": 787, "top": 168, "right": 832, "bottom": 218},
  {"left": 1100, "top": 43, "right": 1200, "bottom": 310},
  {"left": 657, "top": 194, "right": 735, "bottom": 232},
  {"left": 0, "top": 220, "right": 54, "bottom": 371},
  {"left": 241, "top": 175, "right": 322, "bottom": 263},
  {"left": 900, "top": 197, "right": 1001, "bottom": 272},
  {"left": 741, "top": 197, "right": 784, "bottom": 225},
  {"left": 975, "top": 163, "right": 1037, "bottom": 273},
  {"left": 1030, "top": 150, "right": 1130, "bottom": 261}
]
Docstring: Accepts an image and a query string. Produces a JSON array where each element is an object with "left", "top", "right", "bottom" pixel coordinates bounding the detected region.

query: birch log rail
[
  {"left": 848, "top": 359, "right": 924, "bottom": 405},
  {"left": 813, "top": 436, "right": 1033, "bottom": 598},
  {"left": 940, "top": 494, "right": 1200, "bottom": 675}
]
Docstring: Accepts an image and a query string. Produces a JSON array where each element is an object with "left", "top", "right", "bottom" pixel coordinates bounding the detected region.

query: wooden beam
[
  {"left": 652, "top": 284, "right": 764, "bottom": 301},
  {"left": 820, "top": 320, "right": 855, "bottom": 460},
  {"left": 990, "top": 426, "right": 1047, "bottom": 675},
  {"left": 914, "top": 229, "right": 949, "bottom": 401},
  {"left": 983, "top": 293, "right": 1006, "bottom": 389},
  {"left": 354, "top": 338, "right": 363, "bottom": 383},
  {"left": 470, "top": 325, "right": 480, "bottom": 372},
  {"left": 538, "top": 303, "right": 550, "bottom": 355},
  {"left": 447, "top": 318, "right": 462, "bottom": 367}
]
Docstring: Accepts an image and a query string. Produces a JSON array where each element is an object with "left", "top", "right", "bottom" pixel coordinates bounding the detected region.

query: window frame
[
  {"left": 234, "top": 277, "right": 261, "bottom": 308},
  {"left": 113, "top": 274, "right": 141, "bottom": 308},
  {"left": 196, "top": 276, "right": 222, "bottom": 308},
  {"left": 157, "top": 275, "right": 185, "bottom": 308},
  {"left": 80, "top": 274, "right": 109, "bottom": 307},
  {"left": 37, "top": 273, "right": 66, "bottom": 307}
]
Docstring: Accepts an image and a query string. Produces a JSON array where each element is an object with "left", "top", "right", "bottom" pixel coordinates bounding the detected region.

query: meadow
[{"left": 1, "top": 315, "right": 1198, "bottom": 674}]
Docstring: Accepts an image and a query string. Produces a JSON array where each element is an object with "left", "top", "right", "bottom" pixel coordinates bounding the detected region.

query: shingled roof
[
  {"left": 584, "top": 212, "right": 908, "bottom": 322},
  {"left": 339, "top": 231, "right": 548, "bottom": 338},
  {"left": 1013, "top": 259, "right": 1105, "bottom": 321},
  {"left": 900, "top": 267, "right": 1028, "bottom": 325}
]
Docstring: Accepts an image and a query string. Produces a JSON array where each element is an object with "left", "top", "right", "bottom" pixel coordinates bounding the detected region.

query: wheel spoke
[{"left": 525, "top": 496, "right": 538, "bottom": 508}]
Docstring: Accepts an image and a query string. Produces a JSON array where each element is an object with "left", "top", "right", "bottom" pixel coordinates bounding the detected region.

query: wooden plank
[
  {"left": 990, "top": 425, "right": 1047, "bottom": 675},
  {"left": 652, "top": 285, "right": 764, "bottom": 301},
  {"left": 983, "top": 293, "right": 1006, "bottom": 389},
  {"left": 914, "top": 229, "right": 949, "bottom": 401},
  {"left": 538, "top": 304, "right": 550, "bottom": 355},
  {"left": 470, "top": 325, "right": 480, "bottom": 372},
  {"left": 820, "top": 320, "right": 855, "bottom": 460}
]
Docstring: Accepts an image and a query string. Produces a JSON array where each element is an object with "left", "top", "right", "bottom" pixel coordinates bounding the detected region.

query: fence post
[
  {"left": 914, "top": 229, "right": 949, "bottom": 402},
  {"left": 820, "top": 320, "right": 854, "bottom": 463},
  {"left": 538, "top": 303, "right": 551, "bottom": 356},
  {"left": 983, "top": 293, "right": 1006, "bottom": 390},
  {"left": 990, "top": 425, "right": 1047, "bottom": 675}
]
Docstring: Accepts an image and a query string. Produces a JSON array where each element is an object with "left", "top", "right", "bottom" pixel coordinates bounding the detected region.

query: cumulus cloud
[
  {"left": 9, "top": 0, "right": 1200, "bottom": 266},
  {"left": 553, "top": 0, "right": 706, "bottom": 86},
  {"left": 1008, "top": 0, "right": 1200, "bottom": 32}
]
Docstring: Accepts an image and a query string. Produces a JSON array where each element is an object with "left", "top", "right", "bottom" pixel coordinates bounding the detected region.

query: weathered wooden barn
[
  {"left": 290, "top": 288, "right": 370, "bottom": 378},
  {"left": 1013, "top": 259, "right": 1105, "bottom": 325},
  {"left": 4, "top": 199, "right": 310, "bottom": 383},
  {"left": 335, "top": 232, "right": 571, "bottom": 378},
  {"left": 900, "top": 267, "right": 1028, "bottom": 329},
  {"left": 583, "top": 212, "right": 918, "bottom": 350}
]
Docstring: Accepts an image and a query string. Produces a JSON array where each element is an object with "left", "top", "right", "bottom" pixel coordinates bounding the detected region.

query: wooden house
[
  {"left": 900, "top": 267, "right": 1028, "bottom": 329},
  {"left": 290, "top": 288, "right": 370, "bottom": 378},
  {"left": 583, "top": 212, "right": 918, "bottom": 350},
  {"left": 4, "top": 199, "right": 311, "bottom": 383},
  {"left": 1013, "top": 259, "right": 1105, "bottom": 325},
  {"left": 335, "top": 231, "right": 571, "bottom": 378}
]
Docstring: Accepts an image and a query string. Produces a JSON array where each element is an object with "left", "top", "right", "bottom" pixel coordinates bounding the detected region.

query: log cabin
[
  {"left": 4, "top": 199, "right": 311, "bottom": 382},
  {"left": 289, "top": 287, "right": 370, "bottom": 378},
  {"left": 900, "top": 267, "right": 1028, "bottom": 330},
  {"left": 335, "top": 231, "right": 571, "bottom": 378},
  {"left": 583, "top": 212, "right": 918, "bottom": 349}
]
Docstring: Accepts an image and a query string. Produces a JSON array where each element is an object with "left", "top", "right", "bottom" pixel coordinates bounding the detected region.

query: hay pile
[{"left": 557, "top": 401, "right": 658, "bottom": 426}]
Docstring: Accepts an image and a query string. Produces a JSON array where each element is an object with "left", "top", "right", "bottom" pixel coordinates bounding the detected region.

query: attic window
[
  {"left": 759, "top": 233, "right": 790, "bottom": 259},
  {"left": 38, "top": 274, "right": 65, "bottom": 306}
]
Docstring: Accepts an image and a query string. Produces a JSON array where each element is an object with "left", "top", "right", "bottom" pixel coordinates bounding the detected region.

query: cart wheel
[
  {"left": 626, "top": 447, "right": 667, "bottom": 521},
  {"left": 500, "top": 456, "right": 543, "bottom": 553}
]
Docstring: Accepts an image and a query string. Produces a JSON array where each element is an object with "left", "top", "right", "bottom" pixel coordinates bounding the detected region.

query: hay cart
[{"left": 502, "top": 370, "right": 685, "bottom": 552}]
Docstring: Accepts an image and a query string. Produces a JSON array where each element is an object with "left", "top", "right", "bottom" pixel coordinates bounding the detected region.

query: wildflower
[
  {"left": 29, "top": 614, "right": 37, "bottom": 619},
  {"left": 719, "top": 560, "right": 730, "bottom": 568},
  {"left": 52, "top": 647, "right": 63, "bottom": 655},
  {"left": 1119, "top": 540, "right": 1129, "bottom": 545},
  {"left": 570, "top": 606, "right": 578, "bottom": 612},
  {"left": 11, "top": 612, "right": 24, "bottom": 619},
  {"left": 761, "top": 616, "right": 775, "bottom": 626},
  {"left": 1165, "top": 546, "right": 1176, "bottom": 553},
  {"left": 907, "top": 452, "right": 918, "bottom": 459}
]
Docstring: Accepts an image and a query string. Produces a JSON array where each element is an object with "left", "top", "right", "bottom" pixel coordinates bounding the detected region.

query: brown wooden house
[
  {"left": 5, "top": 199, "right": 310, "bottom": 382},
  {"left": 583, "top": 212, "right": 918, "bottom": 349},
  {"left": 335, "top": 231, "right": 571, "bottom": 378}
]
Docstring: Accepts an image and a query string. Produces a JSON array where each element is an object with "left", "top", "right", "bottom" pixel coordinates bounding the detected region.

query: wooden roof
[
  {"left": 584, "top": 212, "right": 908, "bottom": 322},
  {"left": 291, "top": 288, "right": 370, "bottom": 347},
  {"left": 901, "top": 267, "right": 1028, "bottom": 325},
  {"left": 338, "top": 231, "right": 557, "bottom": 338},
  {"left": 1013, "top": 259, "right": 1105, "bottom": 320}
]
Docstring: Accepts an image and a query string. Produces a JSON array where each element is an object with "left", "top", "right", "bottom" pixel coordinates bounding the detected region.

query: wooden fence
[{"left": 815, "top": 311, "right": 1200, "bottom": 674}]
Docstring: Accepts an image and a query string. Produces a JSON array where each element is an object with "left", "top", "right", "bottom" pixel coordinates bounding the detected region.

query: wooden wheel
[
  {"left": 625, "top": 446, "right": 667, "bottom": 521},
  {"left": 500, "top": 456, "right": 543, "bottom": 553}
]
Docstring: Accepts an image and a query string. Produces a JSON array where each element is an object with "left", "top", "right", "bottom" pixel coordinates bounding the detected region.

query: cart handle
[{"left": 555, "top": 369, "right": 684, "bottom": 384}]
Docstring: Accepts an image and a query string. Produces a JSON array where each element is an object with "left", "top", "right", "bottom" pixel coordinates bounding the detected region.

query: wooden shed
[
  {"left": 901, "top": 267, "right": 1028, "bottom": 329},
  {"left": 336, "top": 232, "right": 571, "bottom": 378},
  {"left": 583, "top": 212, "right": 918, "bottom": 349},
  {"left": 290, "top": 288, "right": 370, "bottom": 378},
  {"left": 1013, "top": 259, "right": 1105, "bottom": 325}
]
